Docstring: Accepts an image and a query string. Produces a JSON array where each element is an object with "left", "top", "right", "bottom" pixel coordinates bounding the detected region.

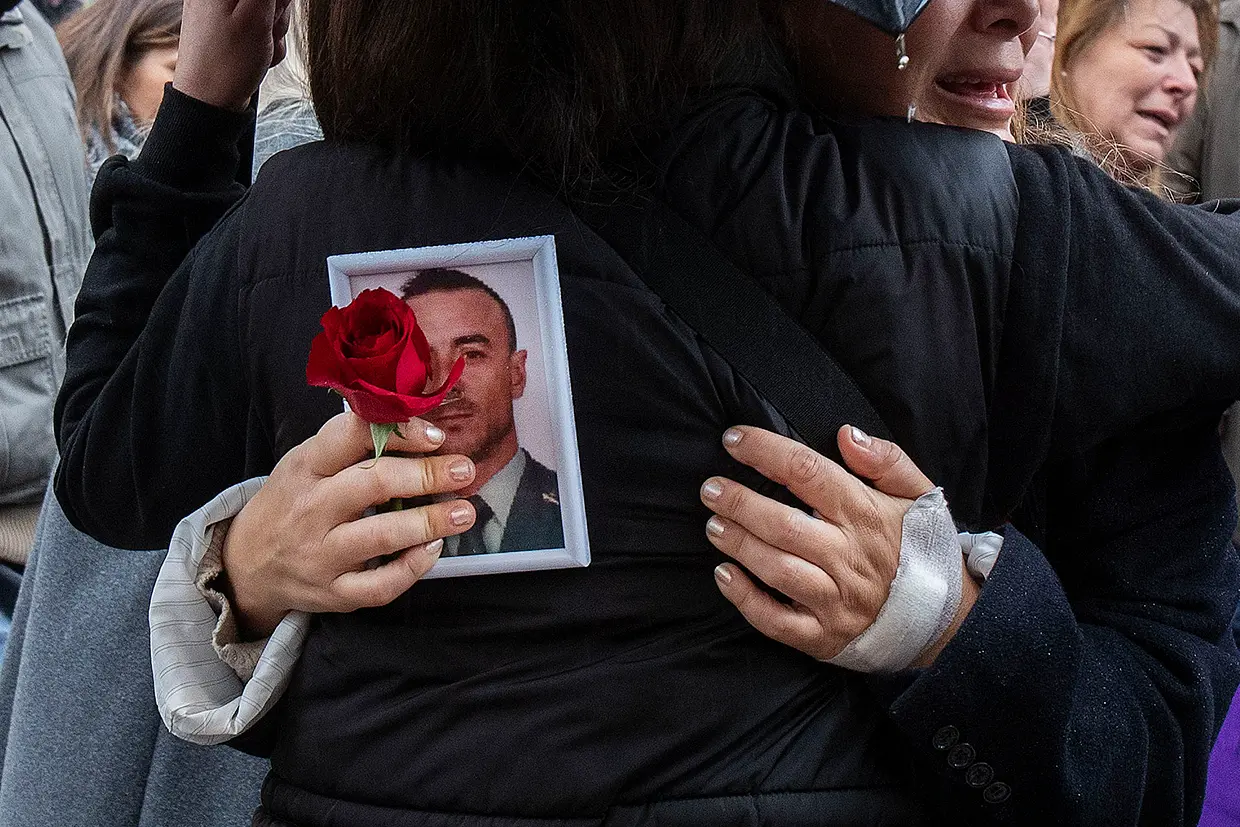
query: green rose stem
[{"left": 370, "top": 422, "right": 405, "bottom": 513}]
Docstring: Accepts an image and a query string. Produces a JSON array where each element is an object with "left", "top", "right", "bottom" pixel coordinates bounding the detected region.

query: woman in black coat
[{"left": 55, "top": 0, "right": 1240, "bottom": 823}]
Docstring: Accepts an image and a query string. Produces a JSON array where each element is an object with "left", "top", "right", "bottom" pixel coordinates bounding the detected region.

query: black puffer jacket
[{"left": 57, "top": 88, "right": 1240, "bottom": 826}]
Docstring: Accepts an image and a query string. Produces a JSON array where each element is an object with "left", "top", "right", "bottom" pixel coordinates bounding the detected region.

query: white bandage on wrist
[
  {"left": 959, "top": 529, "right": 1002, "bottom": 580},
  {"left": 826, "top": 487, "right": 964, "bottom": 675}
]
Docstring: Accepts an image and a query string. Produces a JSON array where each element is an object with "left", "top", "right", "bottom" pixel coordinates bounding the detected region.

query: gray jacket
[
  {"left": 0, "top": 3, "right": 90, "bottom": 508},
  {"left": 1168, "top": 0, "right": 1240, "bottom": 201},
  {"left": 1167, "top": 0, "right": 1240, "bottom": 541}
]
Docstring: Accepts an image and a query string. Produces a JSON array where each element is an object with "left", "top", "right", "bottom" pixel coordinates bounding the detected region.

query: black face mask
[{"left": 1, "top": 0, "right": 22, "bottom": 14}]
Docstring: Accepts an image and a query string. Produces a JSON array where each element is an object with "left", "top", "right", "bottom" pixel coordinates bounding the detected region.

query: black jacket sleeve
[
  {"left": 875, "top": 410, "right": 1240, "bottom": 825},
  {"left": 54, "top": 86, "right": 256, "bottom": 549},
  {"left": 1008, "top": 144, "right": 1240, "bottom": 453},
  {"left": 856, "top": 139, "right": 1240, "bottom": 825}
]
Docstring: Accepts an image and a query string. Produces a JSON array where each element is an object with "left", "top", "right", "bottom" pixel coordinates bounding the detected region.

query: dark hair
[
  {"left": 57, "top": 0, "right": 182, "bottom": 151},
  {"left": 305, "top": 0, "right": 787, "bottom": 191},
  {"left": 400, "top": 269, "right": 518, "bottom": 352}
]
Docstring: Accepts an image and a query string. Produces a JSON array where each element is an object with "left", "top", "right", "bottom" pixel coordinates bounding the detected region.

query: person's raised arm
[
  {"left": 1007, "top": 144, "right": 1240, "bottom": 452},
  {"left": 877, "top": 409, "right": 1240, "bottom": 823},
  {"left": 54, "top": 0, "right": 294, "bottom": 548}
]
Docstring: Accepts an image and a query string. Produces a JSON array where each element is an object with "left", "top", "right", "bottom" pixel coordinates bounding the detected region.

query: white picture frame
[{"left": 326, "top": 235, "right": 589, "bottom": 579}]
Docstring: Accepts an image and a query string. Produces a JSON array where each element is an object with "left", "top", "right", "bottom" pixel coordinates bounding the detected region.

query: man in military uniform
[{"left": 401, "top": 268, "right": 563, "bottom": 555}]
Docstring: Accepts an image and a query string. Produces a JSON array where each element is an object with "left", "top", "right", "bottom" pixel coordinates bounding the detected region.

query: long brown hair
[
  {"left": 1048, "top": 0, "right": 1218, "bottom": 190},
  {"left": 57, "top": 0, "right": 182, "bottom": 151},
  {"left": 304, "top": 0, "right": 787, "bottom": 191}
]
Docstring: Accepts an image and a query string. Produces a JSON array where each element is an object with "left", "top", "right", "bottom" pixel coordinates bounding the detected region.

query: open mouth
[
  {"left": 937, "top": 77, "right": 1011, "bottom": 100},
  {"left": 933, "top": 73, "right": 1019, "bottom": 125},
  {"left": 1137, "top": 110, "right": 1178, "bottom": 132}
]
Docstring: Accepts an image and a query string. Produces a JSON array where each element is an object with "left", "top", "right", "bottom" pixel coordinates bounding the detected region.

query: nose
[
  {"left": 424, "top": 349, "right": 457, "bottom": 392},
  {"left": 973, "top": 0, "right": 1040, "bottom": 39},
  {"left": 1164, "top": 55, "right": 1199, "bottom": 101}
]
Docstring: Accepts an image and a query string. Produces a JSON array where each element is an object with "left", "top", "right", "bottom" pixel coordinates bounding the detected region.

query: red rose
[{"left": 306, "top": 288, "right": 464, "bottom": 424}]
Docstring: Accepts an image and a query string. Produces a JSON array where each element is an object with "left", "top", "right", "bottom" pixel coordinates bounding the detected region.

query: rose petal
[
  {"left": 345, "top": 347, "right": 403, "bottom": 387},
  {"left": 318, "top": 305, "right": 346, "bottom": 341},
  {"left": 408, "top": 319, "right": 433, "bottom": 366},
  {"left": 307, "top": 289, "right": 456, "bottom": 424},
  {"left": 341, "top": 384, "right": 424, "bottom": 424},
  {"left": 348, "top": 356, "right": 464, "bottom": 422},
  {"left": 306, "top": 331, "right": 354, "bottom": 388},
  {"left": 393, "top": 333, "right": 430, "bottom": 396},
  {"left": 421, "top": 355, "right": 466, "bottom": 404}
]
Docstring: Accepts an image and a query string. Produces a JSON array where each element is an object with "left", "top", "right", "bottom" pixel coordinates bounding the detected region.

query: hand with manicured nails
[
  {"left": 173, "top": 0, "right": 295, "bottom": 112},
  {"left": 220, "top": 412, "right": 477, "bottom": 638},
  {"left": 701, "top": 425, "right": 979, "bottom": 668}
]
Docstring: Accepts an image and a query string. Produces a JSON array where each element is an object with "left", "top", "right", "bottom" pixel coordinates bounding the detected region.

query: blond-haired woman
[
  {"left": 1051, "top": 0, "right": 1217, "bottom": 186},
  {"left": 56, "top": 0, "right": 181, "bottom": 184}
]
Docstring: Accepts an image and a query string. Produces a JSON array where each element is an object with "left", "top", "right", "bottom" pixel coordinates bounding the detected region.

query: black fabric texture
[
  {"left": 575, "top": 195, "right": 893, "bottom": 460},
  {"left": 254, "top": 772, "right": 927, "bottom": 826},
  {"left": 54, "top": 88, "right": 1240, "bottom": 825}
]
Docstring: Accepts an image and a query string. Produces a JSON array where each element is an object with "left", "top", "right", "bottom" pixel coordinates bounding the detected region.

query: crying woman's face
[{"left": 786, "top": 0, "right": 1041, "bottom": 141}]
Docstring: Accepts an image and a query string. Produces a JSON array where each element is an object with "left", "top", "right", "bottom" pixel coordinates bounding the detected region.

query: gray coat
[
  {"left": 1167, "top": 2, "right": 1240, "bottom": 541},
  {"left": 0, "top": 482, "right": 268, "bottom": 826},
  {"left": 0, "top": 3, "right": 90, "bottom": 509},
  {"left": 1168, "top": 0, "right": 1240, "bottom": 201}
]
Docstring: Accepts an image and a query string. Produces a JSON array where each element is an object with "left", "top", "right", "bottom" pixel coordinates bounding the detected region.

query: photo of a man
[{"left": 400, "top": 268, "right": 564, "bottom": 556}]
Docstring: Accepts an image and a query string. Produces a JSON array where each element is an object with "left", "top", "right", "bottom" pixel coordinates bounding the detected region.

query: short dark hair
[{"left": 399, "top": 268, "right": 518, "bottom": 353}]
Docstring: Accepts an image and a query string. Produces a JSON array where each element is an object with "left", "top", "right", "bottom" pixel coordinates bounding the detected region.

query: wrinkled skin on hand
[
  {"left": 221, "top": 412, "right": 479, "bottom": 638},
  {"left": 700, "top": 425, "right": 980, "bottom": 669}
]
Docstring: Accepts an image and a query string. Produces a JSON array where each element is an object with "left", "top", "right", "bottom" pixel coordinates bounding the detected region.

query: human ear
[{"left": 510, "top": 350, "right": 528, "bottom": 400}]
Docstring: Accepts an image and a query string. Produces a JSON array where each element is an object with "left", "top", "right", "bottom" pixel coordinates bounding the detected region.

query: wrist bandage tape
[{"left": 826, "top": 487, "right": 963, "bottom": 674}]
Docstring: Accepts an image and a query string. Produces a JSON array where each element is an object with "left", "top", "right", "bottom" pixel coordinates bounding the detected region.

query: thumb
[{"left": 836, "top": 425, "right": 934, "bottom": 500}]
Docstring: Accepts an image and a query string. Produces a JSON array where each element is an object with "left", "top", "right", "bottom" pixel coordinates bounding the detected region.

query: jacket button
[
  {"left": 965, "top": 762, "right": 995, "bottom": 788},
  {"left": 983, "top": 781, "right": 1012, "bottom": 804},
  {"left": 932, "top": 725, "right": 960, "bottom": 751},
  {"left": 947, "top": 743, "right": 977, "bottom": 769}
]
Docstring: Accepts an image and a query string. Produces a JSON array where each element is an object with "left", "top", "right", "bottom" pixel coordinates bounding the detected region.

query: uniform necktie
[{"left": 456, "top": 495, "right": 495, "bottom": 556}]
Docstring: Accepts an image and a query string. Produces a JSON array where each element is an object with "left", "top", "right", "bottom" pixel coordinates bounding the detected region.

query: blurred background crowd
[{"left": 1, "top": 0, "right": 1239, "bottom": 824}]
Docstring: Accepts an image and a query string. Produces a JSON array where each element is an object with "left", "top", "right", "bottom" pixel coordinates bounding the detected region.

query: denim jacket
[{"left": 0, "top": 2, "right": 89, "bottom": 508}]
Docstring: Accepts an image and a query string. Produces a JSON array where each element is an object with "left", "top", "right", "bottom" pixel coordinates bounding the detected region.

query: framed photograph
[{"left": 326, "top": 236, "right": 589, "bottom": 579}]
